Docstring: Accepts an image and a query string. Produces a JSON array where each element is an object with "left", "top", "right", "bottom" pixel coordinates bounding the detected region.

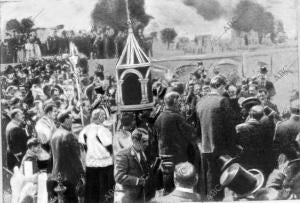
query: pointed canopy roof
[{"left": 116, "top": 28, "right": 150, "bottom": 69}]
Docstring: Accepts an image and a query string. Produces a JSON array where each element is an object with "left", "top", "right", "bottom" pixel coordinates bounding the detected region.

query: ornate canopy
[{"left": 116, "top": 27, "right": 153, "bottom": 111}]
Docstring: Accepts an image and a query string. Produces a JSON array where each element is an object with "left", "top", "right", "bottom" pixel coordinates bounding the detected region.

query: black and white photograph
[{"left": 0, "top": 0, "right": 300, "bottom": 202}]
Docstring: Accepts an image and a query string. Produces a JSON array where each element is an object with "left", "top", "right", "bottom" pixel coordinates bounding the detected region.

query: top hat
[
  {"left": 220, "top": 163, "right": 264, "bottom": 199},
  {"left": 219, "top": 155, "right": 238, "bottom": 172}
]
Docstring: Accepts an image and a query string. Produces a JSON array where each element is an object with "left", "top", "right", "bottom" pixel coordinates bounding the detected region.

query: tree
[
  {"left": 5, "top": 18, "right": 34, "bottom": 34},
  {"left": 254, "top": 11, "right": 274, "bottom": 44},
  {"left": 276, "top": 20, "right": 285, "bottom": 33},
  {"left": 150, "top": 31, "right": 157, "bottom": 39},
  {"left": 20, "top": 18, "right": 34, "bottom": 34},
  {"left": 231, "top": 0, "right": 275, "bottom": 44},
  {"left": 6, "top": 19, "right": 21, "bottom": 32},
  {"left": 160, "top": 28, "right": 177, "bottom": 49}
]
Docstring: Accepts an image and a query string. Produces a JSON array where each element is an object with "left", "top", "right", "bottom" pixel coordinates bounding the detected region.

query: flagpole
[{"left": 68, "top": 42, "right": 84, "bottom": 126}]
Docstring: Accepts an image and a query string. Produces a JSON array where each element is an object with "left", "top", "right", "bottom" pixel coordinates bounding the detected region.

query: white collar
[{"left": 175, "top": 186, "right": 194, "bottom": 194}]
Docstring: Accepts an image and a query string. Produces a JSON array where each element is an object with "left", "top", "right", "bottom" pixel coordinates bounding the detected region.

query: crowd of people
[
  {"left": 0, "top": 26, "right": 153, "bottom": 63},
  {"left": 1, "top": 55, "right": 300, "bottom": 203}
]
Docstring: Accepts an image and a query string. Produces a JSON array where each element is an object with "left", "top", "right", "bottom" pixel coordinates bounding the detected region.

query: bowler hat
[
  {"left": 241, "top": 97, "right": 261, "bottom": 110},
  {"left": 220, "top": 163, "right": 264, "bottom": 198},
  {"left": 260, "top": 67, "right": 268, "bottom": 74}
]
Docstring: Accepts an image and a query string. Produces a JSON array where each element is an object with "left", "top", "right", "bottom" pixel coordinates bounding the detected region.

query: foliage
[
  {"left": 6, "top": 18, "right": 34, "bottom": 34},
  {"left": 231, "top": 0, "right": 275, "bottom": 44},
  {"left": 160, "top": 28, "right": 177, "bottom": 48},
  {"left": 6, "top": 19, "right": 22, "bottom": 32},
  {"left": 20, "top": 18, "right": 35, "bottom": 33}
]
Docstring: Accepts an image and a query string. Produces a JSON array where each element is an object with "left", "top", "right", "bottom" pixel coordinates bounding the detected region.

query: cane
[{"left": 198, "top": 144, "right": 208, "bottom": 201}]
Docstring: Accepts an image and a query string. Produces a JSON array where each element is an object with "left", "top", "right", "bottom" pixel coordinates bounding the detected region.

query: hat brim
[
  {"left": 237, "top": 169, "right": 264, "bottom": 199},
  {"left": 221, "top": 157, "right": 238, "bottom": 172}
]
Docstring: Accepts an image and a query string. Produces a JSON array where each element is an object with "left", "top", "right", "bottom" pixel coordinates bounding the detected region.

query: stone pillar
[
  {"left": 139, "top": 78, "right": 149, "bottom": 104},
  {"left": 118, "top": 80, "right": 124, "bottom": 105}
]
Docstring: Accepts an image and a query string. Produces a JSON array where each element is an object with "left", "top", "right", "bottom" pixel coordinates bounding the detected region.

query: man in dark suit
[
  {"left": 49, "top": 111, "right": 84, "bottom": 203},
  {"left": 6, "top": 108, "right": 29, "bottom": 170},
  {"left": 115, "top": 128, "right": 157, "bottom": 203},
  {"left": 154, "top": 91, "right": 195, "bottom": 165},
  {"left": 196, "top": 75, "right": 237, "bottom": 200},
  {"left": 154, "top": 91, "right": 197, "bottom": 193},
  {"left": 255, "top": 66, "right": 276, "bottom": 98},
  {"left": 274, "top": 99, "right": 300, "bottom": 160},
  {"left": 151, "top": 162, "right": 201, "bottom": 202},
  {"left": 236, "top": 105, "right": 267, "bottom": 172}
]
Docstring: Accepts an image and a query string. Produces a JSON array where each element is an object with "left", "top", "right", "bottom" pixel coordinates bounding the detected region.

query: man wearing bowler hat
[{"left": 255, "top": 63, "right": 276, "bottom": 98}]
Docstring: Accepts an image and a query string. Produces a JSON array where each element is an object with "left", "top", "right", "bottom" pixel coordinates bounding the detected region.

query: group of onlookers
[
  {"left": 2, "top": 56, "right": 300, "bottom": 203},
  {"left": 1, "top": 25, "right": 153, "bottom": 64}
]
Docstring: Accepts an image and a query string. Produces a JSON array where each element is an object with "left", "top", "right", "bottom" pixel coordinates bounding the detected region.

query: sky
[{"left": 0, "top": 0, "right": 297, "bottom": 39}]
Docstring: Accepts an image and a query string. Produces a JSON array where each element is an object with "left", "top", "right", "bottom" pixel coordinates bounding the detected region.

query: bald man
[
  {"left": 236, "top": 105, "right": 269, "bottom": 173},
  {"left": 151, "top": 162, "right": 201, "bottom": 202}
]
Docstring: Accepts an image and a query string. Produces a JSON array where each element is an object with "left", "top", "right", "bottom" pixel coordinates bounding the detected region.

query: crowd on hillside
[
  {"left": 0, "top": 25, "right": 153, "bottom": 63},
  {"left": 2, "top": 56, "right": 300, "bottom": 203}
]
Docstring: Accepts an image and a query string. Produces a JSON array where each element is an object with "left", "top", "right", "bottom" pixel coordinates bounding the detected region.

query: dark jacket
[
  {"left": 6, "top": 120, "right": 28, "bottom": 154},
  {"left": 236, "top": 118, "right": 267, "bottom": 171},
  {"left": 49, "top": 127, "right": 84, "bottom": 202},
  {"left": 51, "top": 127, "right": 84, "bottom": 183},
  {"left": 197, "top": 93, "right": 237, "bottom": 156},
  {"left": 114, "top": 147, "right": 156, "bottom": 202},
  {"left": 154, "top": 108, "right": 194, "bottom": 164},
  {"left": 261, "top": 115, "right": 277, "bottom": 175},
  {"left": 274, "top": 115, "right": 300, "bottom": 159},
  {"left": 2, "top": 112, "right": 11, "bottom": 167},
  {"left": 151, "top": 189, "right": 201, "bottom": 202}
]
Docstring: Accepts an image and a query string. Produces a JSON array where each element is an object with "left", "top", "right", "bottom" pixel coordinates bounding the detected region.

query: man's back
[
  {"left": 197, "top": 93, "right": 235, "bottom": 155},
  {"left": 236, "top": 119, "right": 266, "bottom": 170},
  {"left": 6, "top": 120, "right": 28, "bottom": 154},
  {"left": 51, "top": 127, "right": 70, "bottom": 177},
  {"left": 152, "top": 189, "right": 201, "bottom": 203},
  {"left": 274, "top": 115, "right": 300, "bottom": 157},
  {"left": 154, "top": 109, "right": 193, "bottom": 164}
]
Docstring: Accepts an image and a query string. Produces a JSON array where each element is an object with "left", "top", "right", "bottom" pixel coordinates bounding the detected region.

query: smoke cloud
[
  {"left": 183, "top": 0, "right": 227, "bottom": 21},
  {"left": 91, "top": 0, "right": 152, "bottom": 30}
]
